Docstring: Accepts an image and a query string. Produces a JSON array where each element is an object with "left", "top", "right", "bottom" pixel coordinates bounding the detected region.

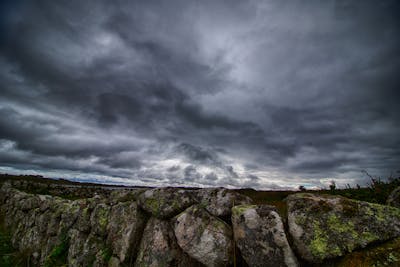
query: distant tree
[{"left": 298, "top": 185, "right": 306, "bottom": 192}]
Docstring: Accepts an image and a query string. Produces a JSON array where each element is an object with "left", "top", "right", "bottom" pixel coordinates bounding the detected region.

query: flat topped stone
[
  {"left": 232, "top": 204, "right": 298, "bottom": 267},
  {"left": 137, "top": 188, "right": 195, "bottom": 219},
  {"left": 286, "top": 193, "right": 400, "bottom": 263}
]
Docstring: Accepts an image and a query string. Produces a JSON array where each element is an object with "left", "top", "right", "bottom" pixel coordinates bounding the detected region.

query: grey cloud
[
  {"left": 205, "top": 172, "right": 218, "bottom": 181},
  {"left": 176, "top": 143, "right": 220, "bottom": 165},
  {"left": 183, "top": 165, "right": 202, "bottom": 182},
  {"left": 0, "top": 0, "right": 399, "bottom": 188},
  {"left": 225, "top": 166, "right": 239, "bottom": 179}
]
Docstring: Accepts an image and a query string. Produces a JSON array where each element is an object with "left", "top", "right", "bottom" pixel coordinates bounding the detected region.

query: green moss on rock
[
  {"left": 98, "top": 208, "right": 109, "bottom": 229},
  {"left": 288, "top": 193, "right": 400, "bottom": 263},
  {"left": 327, "top": 214, "right": 357, "bottom": 238},
  {"left": 334, "top": 237, "right": 400, "bottom": 267},
  {"left": 232, "top": 205, "right": 257, "bottom": 216},
  {"left": 309, "top": 222, "right": 329, "bottom": 259},
  {"left": 145, "top": 198, "right": 160, "bottom": 214}
]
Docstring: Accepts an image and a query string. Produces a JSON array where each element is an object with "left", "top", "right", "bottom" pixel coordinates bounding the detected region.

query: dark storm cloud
[
  {"left": 0, "top": 0, "right": 399, "bottom": 188},
  {"left": 176, "top": 143, "right": 220, "bottom": 165}
]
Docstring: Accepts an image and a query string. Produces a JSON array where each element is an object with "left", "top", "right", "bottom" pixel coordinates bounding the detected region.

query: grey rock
[
  {"left": 232, "top": 204, "right": 298, "bottom": 267},
  {"left": 286, "top": 193, "right": 400, "bottom": 263},
  {"left": 75, "top": 199, "right": 95, "bottom": 233},
  {"left": 68, "top": 230, "right": 106, "bottom": 267},
  {"left": 135, "top": 217, "right": 198, "bottom": 267},
  {"left": 20, "top": 196, "right": 40, "bottom": 211},
  {"left": 90, "top": 203, "right": 110, "bottom": 237},
  {"left": 173, "top": 205, "right": 233, "bottom": 267},
  {"left": 108, "top": 256, "right": 120, "bottom": 267},
  {"left": 106, "top": 201, "right": 146, "bottom": 263},
  {"left": 196, "top": 188, "right": 253, "bottom": 217},
  {"left": 58, "top": 201, "right": 81, "bottom": 232},
  {"left": 138, "top": 188, "right": 195, "bottom": 218},
  {"left": 109, "top": 189, "right": 146, "bottom": 204}
]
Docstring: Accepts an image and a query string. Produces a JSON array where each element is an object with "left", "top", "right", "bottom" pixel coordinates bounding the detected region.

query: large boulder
[
  {"left": 137, "top": 188, "right": 195, "bottom": 218},
  {"left": 231, "top": 204, "right": 298, "bottom": 267},
  {"left": 196, "top": 188, "right": 253, "bottom": 217},
  {"left": 387, "top": 186, "right": 400, "bottom": 208},
  {"left": 173, "top": 205, "right": 233, "bottom": 267},
  {"left": 135, "top": 217, "right": 199, "bottom": 267},
  {"left": 286, "top": 193, "right": 400, "bottom": 263},
  {"left": 106, "top": 201, "right": 146, "bottom": 263}
]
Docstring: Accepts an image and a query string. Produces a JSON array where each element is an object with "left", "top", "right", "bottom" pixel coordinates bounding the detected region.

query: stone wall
[{"left": 1, "top": 181, "right": 400, "bottom": 267}]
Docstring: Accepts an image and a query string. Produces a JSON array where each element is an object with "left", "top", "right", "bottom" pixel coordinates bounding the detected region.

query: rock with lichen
[
  {"left": 106, "top": 201, "right": 146, "bottom": 263},
  {"left": 231, "top": 204, "right": 298, "bottom": 267},
  {"left": 90, "top": 203, "right": 110, "bottom": 237},
  {"left": 108, "top": 188, "right": 146, "bottom": 204},
  {"left": 286, "top": 193, "right": 400, "bottom": 263},
  {"left": 333, "top": 236, "right": 400, "bottom": 266},
  {"left": 108, "top": 256, "right": 121, "bottom": 267},
  {"left": 173, "top": 205, "right": 233, "bottom": 267},
  {"left": 137, "top": 188, "right": 195, "bottom": 218},
  {"left": 135, "top": 217, "right": 200, "bottom": 267},
  {"left": 387, "top": 186, "right": 400, "bottom": 208},
  {"left": 68, "top": 230, "right": 107, "bottom": 267},
  {"left": 196, "top": 188, "right": 253, "bottom": 217}
]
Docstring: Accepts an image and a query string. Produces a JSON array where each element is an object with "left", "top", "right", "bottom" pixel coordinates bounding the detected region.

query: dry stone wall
[{"left": 1, "top": 181, "right": 400, "bottom": 267}]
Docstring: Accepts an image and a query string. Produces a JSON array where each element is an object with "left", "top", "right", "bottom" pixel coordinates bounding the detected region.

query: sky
[{"left": 0, "top": 0, "right": 399, "bottom": 189}]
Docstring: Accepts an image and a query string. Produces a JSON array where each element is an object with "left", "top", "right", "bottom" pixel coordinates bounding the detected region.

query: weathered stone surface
[
  {"left": 0, "top": 182, "right": 12, "bottom": 204},
  {"left": 387, "top": 186, "right": 400, "bottom": 208},
  {"left": 90, "top": 203, "right": 111, "bottom": 237},
  {"left": 232, "top": 204, "right": 298, "bottom": 267},
  {"left": 173, "top": 205, "right": 233, "bottom": 267},
  {"left": 108, "top": 257, "right": 121, "bottom": 267},
  {"left": 68, "top": 230, "right": 106, "bottom": 267},
  {"left": 20, "top": 195, "right": 41, "bottom": 211},
  {"left": 196, "top": 188, "right": 253, "bottom": 217},
  {"left": 138, "top": 188, "right": 195, "bottom": 218},
  {"left": 58, "top": 201, "right": 81, "bottom": 232},
  {"left": 108, "top": 256, "right": 121, "bottom": 267},
  {"left": 333, "top": 236, "right": 400, "bottom": 267},
  {"left": 108, "top": 189, "right": 146, "bottom": 204},
  {"left": 106, "top": 201, "right": 146, "bottom": 263},
  {"left": 75, "top": 199, "right": 95, "bottom": 233},
  {"left": 67, "top": 229, "right": 87, "bottom": 266},
  {"left": 135, "top": 217, "right": 198, "bottom": 267},
  {"left": 286, "top": 193, "right": 400, "bottom": 263}
]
